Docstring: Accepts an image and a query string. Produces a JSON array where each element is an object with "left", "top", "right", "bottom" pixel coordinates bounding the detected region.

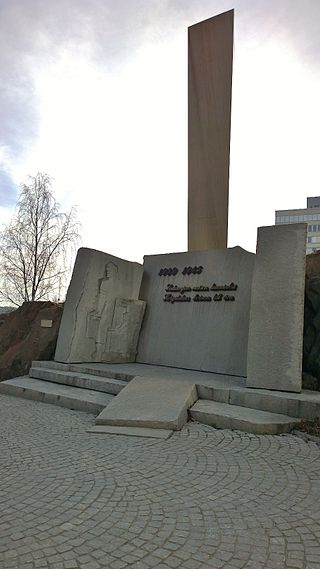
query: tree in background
[{"left": 0, "top": 173, "right": 80, "bottom": 306}]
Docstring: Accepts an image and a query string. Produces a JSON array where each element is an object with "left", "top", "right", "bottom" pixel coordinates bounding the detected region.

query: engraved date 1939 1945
[{"left": 159, "top": 266, "right": 203, "bottom": 276}]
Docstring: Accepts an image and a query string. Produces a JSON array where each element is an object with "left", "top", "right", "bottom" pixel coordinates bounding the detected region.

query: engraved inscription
[
  {"left": 159, "top": 267, "right": 239, "bottom": 304},
  {"left": 213, "top": 293, "right": 223, "bottom": 301},
  {"left": 193, "top": 294, "right": 212, "bottom": 302},
  {"left": 159, "top": 267, "right": 178, "bottom": 276},
  {"left": 166, "top": 284, "right": 192, "bottom": 293},
  {"left": 164, "top": 294, "right": 191, "bottom": 304},
  {"left": 182, "top": 265, "right": 203, "bottom": 275},
  {"left": 211, "top": 282, "right": 238, "bottom": 291}
]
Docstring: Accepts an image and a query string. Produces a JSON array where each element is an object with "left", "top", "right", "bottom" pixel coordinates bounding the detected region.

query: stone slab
[
  {"left": 54, "top": 248, "right": 145, "bottom": 364},
  {"left": 0, "top": 376, "right": 113, "bottom": 413},
  {"left": 190, "top": 399, "right": 301, "bottom": 435},
  {"left": 137, "top": 247, "right": 255, "bottom": 376},
  {"left": 33, "top": 360, "right": 134, "bottom": 381},
  {"left": 247, "top": 224, "right": 306, "bottom": 392},
  {"left": 30, "top": 367, "right": 127, "bottom": 395},
  {"left": 188, "top": 10, "right": 233, "bottom": 250},
  {"left": 196, "top": 384, "right": 230, "bottom": 403},
  {"left": 228, "top": 386, "right": 320, "bottom": 419},
  {"left": 95, "top": 376, "right": 198, "bottom": 430},
  {"left": 76, "top": 362, "right": 244, "bottom": 387},
  {"left": 87, "top": 425, "right": 173, "bottom": 439}
]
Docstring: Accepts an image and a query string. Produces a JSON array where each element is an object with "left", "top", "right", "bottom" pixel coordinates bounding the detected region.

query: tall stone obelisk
[{"left": 188, "top": 10, "right": 234, "bottom": 251}]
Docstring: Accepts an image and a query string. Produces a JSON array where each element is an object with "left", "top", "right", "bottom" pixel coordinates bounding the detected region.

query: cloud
[
  {"left": 0, "top": 168, "right": 17, "bottom": 207},
  {"left": 0, "top": 0, "right": 319, "bottom": 212}
]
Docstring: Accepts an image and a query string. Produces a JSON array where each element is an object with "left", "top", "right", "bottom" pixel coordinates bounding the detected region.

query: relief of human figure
[{"left": 86, "top": 262, "right": 119, "bottom": 360}]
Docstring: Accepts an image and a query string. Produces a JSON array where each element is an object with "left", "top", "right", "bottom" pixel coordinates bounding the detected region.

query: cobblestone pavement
[{"left": 1, "top": 394, "right": 320, "bottom": 569}]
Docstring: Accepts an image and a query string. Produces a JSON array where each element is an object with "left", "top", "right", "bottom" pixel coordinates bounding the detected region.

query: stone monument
[
  {"left": 246, "top": 224, "right": 306, "bottom": 392},
  {"left": 53, "top": 12, "right": 306, "bottom": 396},
  {"left": 137, "top": 247, "right": 254, "bottom": 376},
  {"left": 188, "top": 10, "right": 234, "bottom": 251}
]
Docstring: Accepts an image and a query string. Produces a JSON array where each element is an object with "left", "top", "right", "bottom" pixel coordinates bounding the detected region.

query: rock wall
[
  {"left": 303, "top": 253, "right": 320, "bottom": 390},
  {"left": 0, "top": 301, "right": 63, "bottom": 381}
]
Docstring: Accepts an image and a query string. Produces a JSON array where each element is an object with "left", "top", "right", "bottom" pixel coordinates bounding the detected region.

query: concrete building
[{"left": 275, "top": 197, "right": 320, "bottom": 254}]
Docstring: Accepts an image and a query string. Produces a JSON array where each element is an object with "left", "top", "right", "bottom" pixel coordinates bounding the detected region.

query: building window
[{"left": 307, "top": 224, "right": 320, "bottom": 232}]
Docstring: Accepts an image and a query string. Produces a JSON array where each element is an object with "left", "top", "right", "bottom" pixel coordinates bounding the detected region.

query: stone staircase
[
  {"left": 0, "top": 361, "right": 130, "bottom": 414},
  {"left": 194, "top": 382, "right": 320, "bottom": 420},
  {"left": 1, "top": 360, "right": 320, "bottom": 435},
  {"left": 188, "top": 382, "right": 320, "bottom": 434},
  {"left": 189, "top": 400, "right": 300, "bottom": 435}
]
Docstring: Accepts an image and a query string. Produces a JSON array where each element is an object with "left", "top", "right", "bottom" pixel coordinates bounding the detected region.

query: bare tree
[{"left": 0, "top": 173, "right": 80, "bottom": 306}]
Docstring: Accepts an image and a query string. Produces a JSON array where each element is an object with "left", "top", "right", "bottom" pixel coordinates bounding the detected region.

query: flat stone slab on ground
[
  {"left": 87, "top": 425, "right": 173, "bottom": 439},
  {"left": 95, "top": 375, "right": 198, "bottom": 429}
]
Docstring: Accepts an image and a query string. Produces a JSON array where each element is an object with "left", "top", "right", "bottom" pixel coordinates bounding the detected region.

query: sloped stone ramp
[{"left": 94, "top": 376, "right": 198, "bottom": 436}]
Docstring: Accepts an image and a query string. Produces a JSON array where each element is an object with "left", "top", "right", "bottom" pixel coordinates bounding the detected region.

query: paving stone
[
  {"left": 64, "top": 562, "right": 79, "bottom": 569},
  {"left": 1, "top": 394, "right": 320, "bottom": 568}
]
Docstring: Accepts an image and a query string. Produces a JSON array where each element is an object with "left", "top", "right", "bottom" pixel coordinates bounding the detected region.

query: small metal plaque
[{"left": 41, "top": 319, "right": 53, "bottom": 328}]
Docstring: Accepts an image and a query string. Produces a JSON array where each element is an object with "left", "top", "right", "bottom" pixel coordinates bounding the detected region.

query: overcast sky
[{"left": 1, "top": 0, "right": 320, "bottom": 262}]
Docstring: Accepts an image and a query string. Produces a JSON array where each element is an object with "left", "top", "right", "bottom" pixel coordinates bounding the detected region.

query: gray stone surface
[
  {"left": 87, "top": 425, "right": 173, "bottom": 439},
  {"left": 197, "top": 383, "right": 320, "bottom": 420},
  {"left": 247, "top": 224, "right": 307, "bottom": 392},
  {"left": 2, "top": 393, "right": 320, "bottom": 569},
  {"left": 34, "top": 360, "right": 134, "bottom": 381},
  {"left": 75, "top": 361, "right": 245, "bottom": 387},
  {"left": 29, "top": 360, "right": 320, "bottom": 420},
  {"left": 188, "top": 11, "right": 233, "bottom": 251},
  {"left": 0, "top": 376, "right": 114, "bottom": 413},
  {"left": 96, "top": 376, "right": 198, "bottom": 430},
  {"left": 197, "top": 384, "right": 230, "bottom": 403},
  {"left": 190, "top": 399, "right": 300, "bottom": 435},
  {"left": 137, "top": 247, "right": 255, "bottom": 376},
  {"left": 55, "top": 248, "right": 145, "bottom": 364},
  {"left": 228, "top": 386, "right": 320, "bottom": 419},
  {"left": 30, "top": 366, "right": 127, "bottom": 395}
]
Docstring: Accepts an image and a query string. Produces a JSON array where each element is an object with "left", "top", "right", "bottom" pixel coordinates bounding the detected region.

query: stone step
[
  {"left": 87, "top": 425, "right": 173, "bottom": 439},
  {"left": 0, "top": 376, "right": 114, "bottom": 414},
  {"left": 30, "top": 366, "right": 127, "bottom": 395},
  {"left": 190, "top": 399, "right": 301, "bottom": 435},
  {"left": 227, "top": 387, "right": 320, "bottom": 420},
  {"left": 32, "top": 361, "right": 134, "bottom": 382},
  {"left": 96, "top": 376, "right": 198, "bottom": 430},
  {"left": 196, "top": 384, "right": 320, "bottom": 420}
]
